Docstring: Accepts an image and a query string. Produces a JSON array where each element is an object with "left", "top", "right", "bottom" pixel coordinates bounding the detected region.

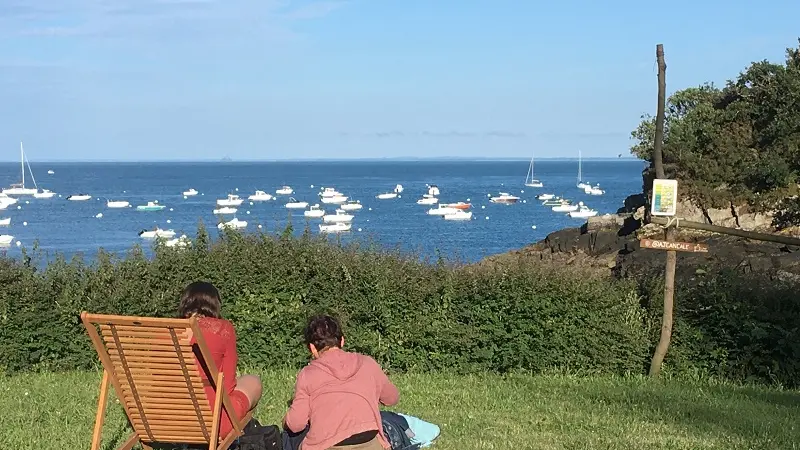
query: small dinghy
[
  {"left": 67, "top": 194, "right": 92, "bottom": 201},
  {"left": 218, "top": 217, "right": 247, "bottom": 230},
  {"left": 136, "top": 201, "right": 166, "bottom": 211},
  {"left": 139, "top": 228, "right": 176, "bottom": 239}
]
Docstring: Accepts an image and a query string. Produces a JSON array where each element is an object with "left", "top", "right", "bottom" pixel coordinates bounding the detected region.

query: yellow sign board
[{"left": 651, "top": 179, "right": 678, "bottom": 216}]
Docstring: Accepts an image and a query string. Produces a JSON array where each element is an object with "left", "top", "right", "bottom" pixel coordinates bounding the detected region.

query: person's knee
[{"left": 237, "top": 374, "right": 263, "bottom": 403}]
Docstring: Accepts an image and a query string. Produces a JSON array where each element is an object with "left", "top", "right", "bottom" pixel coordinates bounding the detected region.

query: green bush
[{"left": 0, "top": 224, "right": 649, "bottom": 377}]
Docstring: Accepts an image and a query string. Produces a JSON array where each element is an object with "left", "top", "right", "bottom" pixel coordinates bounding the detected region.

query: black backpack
[
  {"left": 235, "top": 418, "right": 282, "bottom": 450},
  {"left": 381, "top": 411, "right": 420, "bottom": 450}
]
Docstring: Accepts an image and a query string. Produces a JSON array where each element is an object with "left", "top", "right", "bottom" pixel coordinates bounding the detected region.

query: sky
[{"left": 1, "top": 0, "right": 799, "bottom": 161}]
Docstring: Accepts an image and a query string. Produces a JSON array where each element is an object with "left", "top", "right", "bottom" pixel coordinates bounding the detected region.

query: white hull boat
[
  {"left": 377, "top": 193, "right": 398, "bottom": 200},
  {"left": 0, "top": 218, "right": 10, "bottom": 226},
  {"left": 524, "top": 151, "right": 543, "bottom": 188},
  {"left": 319, "top": 223, "right": 351, "bottom": 233},
  {"left": 183, "top": 188, "right": 199, "bottom": 196},
  {"left": 320, "top": 187, "right": 343, "bottom": 198},
  {"left": 490, "top": 193, "right": 520, "bottom": 204},
  {"left": 585, "top": 185, "right": 605, "bottom": 196},
  {"left": 427, "top": 206, "right": 459, "bottom": 216},
  {"left": 218, "top": 217, "right": 247, "bottom": 230},
  {"left": 417, "top": 195, "right": 438, "bottom": 205},
  {"left": 3, "top": 142, "right": 42, "bottom": 196},
  {"left": 285, "top": 198, "right": 309, "bottom": 209},
  {"left": 213, "top": 207, "right": 238, "bottom": 215},
  {"left": 139, "top": 228, "right": 176, "bottom": 239},
  {"left": 552, "top": 203, "right": 579, "bottom": 213},
  {"left": 137, "top": 201, "right": 166, "bottom": 211},
  {"left": 321, "top": 195, "right": 348, "bottom": 204},
  {"left": 164, "top": 235, "right": 191, "bottom": 248},
  {"left": 427, "top": 185, "right": 440, "bottom": 196},
  {"left": 569, "top": 206, "right": 599, "bottom": 218},
  {"left": 276, "top": 186, "right": 294, "bottom": 195},
  {"left": 249, "top": 190, "right": 274, "bottom": 201},
  {"left": 304, "top": 205, "right": 325, "bottom": 218},
  {"left": 34, "top": 189, "right": 56, "bottom": 199},
  {"left": 47, "top": 170, "right": 55, "bottom": 175},
  {"left": 340, "top": 201, "right": 363, "bottom": 211},
  {"left": 537, "top": 194, "right": 555, "bottom": 201},
  {"left": 444, "top": 211, "right": 473, "bottom": 221},
  {"left": 217, "top": 194, "right": 244, "bottom": 207},
  {"left": 68, "top": 194, "right": 92, "bottom": 201},
  {"left": 323, "top": 210, "right": 354, "bottom": 223},
  {"left": 107, "top": 200, "right": 130, "bottom": 209},
  {"left": 0, "top": 235, "right": 14, "bottom": 246}
]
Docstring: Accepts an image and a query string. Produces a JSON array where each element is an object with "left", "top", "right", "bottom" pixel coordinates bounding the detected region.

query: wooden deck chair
[{"left": 81, "top": 312, "right": 253, "bottom": 450}]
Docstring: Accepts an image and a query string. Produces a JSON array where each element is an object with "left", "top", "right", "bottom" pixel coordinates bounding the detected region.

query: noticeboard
[{"left": 651, "top": 179, "right": 678, "bottom": 216}]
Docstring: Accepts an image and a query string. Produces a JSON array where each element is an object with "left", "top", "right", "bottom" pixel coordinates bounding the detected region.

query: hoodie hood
[{"left": 310, "top": 349, "right": 364, "bottom": 381}]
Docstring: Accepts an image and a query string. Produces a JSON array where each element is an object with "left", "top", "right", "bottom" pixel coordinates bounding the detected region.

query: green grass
[{"left": 1, "top": 370, "right": 798, "bottom": 449}]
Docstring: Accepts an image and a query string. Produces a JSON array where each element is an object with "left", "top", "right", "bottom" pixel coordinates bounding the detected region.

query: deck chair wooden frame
[{"left": 81, "top": 312, "right": 253, "bottom": 450}]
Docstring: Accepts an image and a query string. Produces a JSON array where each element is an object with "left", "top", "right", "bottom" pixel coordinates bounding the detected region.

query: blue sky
[{"left": 1, "top": 0, "right": 799, "bottom": 161}]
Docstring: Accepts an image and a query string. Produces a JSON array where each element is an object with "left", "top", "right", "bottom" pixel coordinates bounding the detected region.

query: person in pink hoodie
[{"left": 284, "top": 315, "right": 400, "bottom": 450}]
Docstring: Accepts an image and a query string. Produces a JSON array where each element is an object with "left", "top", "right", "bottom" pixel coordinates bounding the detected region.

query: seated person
[
  {"left": 179, "top": 281, "right": 263, "bottom": 437},
  {"left": 284, "top": 315, "right": 400, "bottom": 450}
]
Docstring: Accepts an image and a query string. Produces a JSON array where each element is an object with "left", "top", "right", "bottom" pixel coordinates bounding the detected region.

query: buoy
[
  {"left": 25, "top": 201, "right": 29, "bottom": 204},
  {"left": 95, "top": 213, "right": 103, "bottom": 218},
  {"left": 16, "top": 241, "right": 21, "bottom": 247},
  {"left": 235, "top": 188, "right": 239, "bottom": 191},
  {"left": 23, "top": 221, "right": 28, "bottom": 226},
  {"left": 368, "top": 208, "right": 372, "bottom": 211},
  {"left": 366, "top": 219, "right": 370, "bottom": 222},
  {"left": 487, "top": 194, "right": 491, "bottom": 197},
  {"left": 183, "top": 196, "right": 188, "bottom": 199},
  {"left": 481, "top": 205, "right": 486, "bottom": 209},
  {"left": 16, "top": 206, "right": 21, "bottom": 210},
  {"left": 169, "top": 208, "right": 174, "bottom": 212},
  {"left": 246, "top": 211, "right": 251, "bottom": 215},
  {"left": 522, "top": 200, "right": 527, "bottom": 204},
  {"left": 249, "top": 202, "right": 254, "bottom": 206},
  {"left": 485, "top": 216, "right": 489, "bottom": 220},
  {"left": 58, "top": 195, "right": 62, "bottom": 198},
  {"left": 167, "top": 219, "right": 172, "bottom": 224},
  {"left": 358, "top": 228, "right": 362, "bottom": 232},
  {"left": 123, "top": 190, "right": 127, "bottom": 193},
  {"left": 521, "top": 190, "right": 524, "bottom": 194},
  {"left": 532, "top": 225, "right": 537, "bottom": 230},
  {"left": 258, "top": 224, "right": 263, "bottom": 229},
  {"left": 154, "top": 200, "right": 159, "bottom": 204},
  {"left": 311, "top": 185, "right": 315, "bottom": 188},
  {"left": 467, "top": 198, "right": 471, "bottom": 202}
]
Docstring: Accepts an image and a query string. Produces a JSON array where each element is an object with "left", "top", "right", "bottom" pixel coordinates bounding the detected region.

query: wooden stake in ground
[{"left": 648, "top": 43, "right": 676, "bottom": 378}]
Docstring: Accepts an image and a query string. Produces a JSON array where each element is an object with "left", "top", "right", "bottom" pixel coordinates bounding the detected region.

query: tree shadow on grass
[{"left": 590, "top": 382, "right": 800, "bottom": 446}]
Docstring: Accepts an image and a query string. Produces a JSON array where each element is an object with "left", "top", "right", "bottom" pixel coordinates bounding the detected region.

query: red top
[{"left": 192, "top": 317, "right": 239, "bottom": 436}]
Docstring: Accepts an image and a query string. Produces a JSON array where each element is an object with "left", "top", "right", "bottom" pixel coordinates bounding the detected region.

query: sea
[{"left": 0, "top": 159, "right": 645, "bottom": 263}]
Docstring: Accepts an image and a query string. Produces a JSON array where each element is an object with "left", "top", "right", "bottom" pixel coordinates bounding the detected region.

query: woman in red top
[{"left": 179, "top": 281, "right": 262, "bottom": 437}]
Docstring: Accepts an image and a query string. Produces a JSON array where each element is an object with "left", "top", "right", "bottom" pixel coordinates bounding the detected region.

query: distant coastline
[{"left": 0, "top": 156, "right": 644, "bottom": 164}]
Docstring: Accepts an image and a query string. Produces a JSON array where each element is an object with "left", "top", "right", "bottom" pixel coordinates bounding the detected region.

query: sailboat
[
  {"left": 524, "top": 152, "right": 544, "bottom": 188},
  {"left": 576, "top": 150, "right": 590, "bottom": 190},
  {"left": 3, "top": 142, "right": 39, "bottom": 196}
]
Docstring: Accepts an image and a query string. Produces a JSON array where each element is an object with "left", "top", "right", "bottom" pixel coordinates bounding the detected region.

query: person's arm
[
  {"left": 374, "top": 360, "right": 400, "bottom": 406},
  {"left": 284, "top": 371, "right": 311, "bottom": 432},
  {"left": 222, "top": 322, "right": 238, "bottom": 394}
]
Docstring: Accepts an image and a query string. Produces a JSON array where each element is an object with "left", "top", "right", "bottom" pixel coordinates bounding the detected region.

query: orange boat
[{"left": 444, "top": 202, "right": 471, "bottom": 210}]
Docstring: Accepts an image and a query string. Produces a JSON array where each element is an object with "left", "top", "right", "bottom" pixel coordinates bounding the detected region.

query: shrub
[{"left": 0, "top": 225, "right": 648, "bottom": 377}]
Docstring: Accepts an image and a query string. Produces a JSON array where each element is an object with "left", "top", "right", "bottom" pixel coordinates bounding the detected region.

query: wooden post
[{"left": 648, "top": 43, "right": 675, "bottom": 377}]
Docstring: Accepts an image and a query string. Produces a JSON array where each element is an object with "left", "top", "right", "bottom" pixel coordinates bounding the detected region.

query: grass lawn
[{"left": 1, "top": 370, "right": 798, "bottom": 449}]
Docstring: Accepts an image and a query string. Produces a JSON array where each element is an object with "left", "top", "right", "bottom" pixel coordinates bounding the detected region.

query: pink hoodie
[{"left": 284, "top": 349, "right": 400, "bottom": 450}]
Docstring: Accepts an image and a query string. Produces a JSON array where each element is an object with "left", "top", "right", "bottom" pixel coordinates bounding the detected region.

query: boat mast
[
  {"left": 20, "top": 141, "right": 24, "bottom": 188},
  {"left": 578, "top": 150, "right": 582, "bottom": 182},
  {"left": 24, "top": 143, "right": 38, "bottom": 190}
]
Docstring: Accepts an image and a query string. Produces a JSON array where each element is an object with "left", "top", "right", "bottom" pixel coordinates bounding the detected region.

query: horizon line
[{"left": 0, "top": 156, "right": 644, "bottom": 164}]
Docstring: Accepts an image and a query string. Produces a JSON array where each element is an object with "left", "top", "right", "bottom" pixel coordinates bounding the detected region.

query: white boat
[
  {"left": 542, "top": 198, "right": 564, "bottom": 206},
  {"left": 537, "top": 193, "right": 555, "bottom": 201},
  {"left": 136, "top": 201, "right": 166, "bottom": 211},
  {"left": 552, "top": 201, "right": 580, "bottom": 213},
  {"left": 213, "top": 207, "right": 238, "bottom": 215},
  {"left": 569, "top": 205, "right": 598, "bottom": 218},
  {"left": 340, "top": 201, "right": 363, "bottom": 211},
  {"left": 427, "top": 205, "right": 459, "bottom": 216},
  {"left": 321, "top": 195, "right": 348, "bottom": 204},
  {"left": 183, "top": 188, "right": 199, "bottom": 196},
  {"left": 285, "top": 198, "right": 309, "bottom": 209},
  {"left": 2, "top": 142, "right": 40, "bottom": 196},
  {"left": 0, "top": 218, "right": 10, "bottom": 226},
  {"left": 0, "top": 235, "right": 14, "bottom": 246},
  {"left": 248, "top": 190, "right": 274, "bottom": 201},
  {"left": 319, "top": 222, "right": 351, "bottom": 233},
  {"left": 577, "top": 150, "right": 590, "bottom": 189},
  {"left": 33, "top": 189, "right": 56, "bottom": 199},
  {"left": 417, "top": 195, "right": 438, "bottom": 205},
  {"left": 376, "top": 192, "right": 398, "bottom": 200},
  {"left": 218, "top": 217, "right": 248, "bottom": 230},
  {"left": 490, "top": 193, "right": 520, "bottom": 204},
  {"left": 139, "top": 228, "right": 176, "bottom": 239},
  {"left": 164, "top": 235, "right": 191, "bottom": 248},
  {"left": 67, "top": 194, "right": 92, "bottom": 201},
  {"left": 276, "top": 186, "right": 294, "bottom": 195},
  {"left": 0, "top": 194, "right": 18, "bottom": 207},
  {"left": 395, "top": 184, "right": 404, "bottom": 193},
  {"left": 47, "top": 170, "right": 55, "bottom": 175},
  {"left": 585, "top": 185, "right": 605, "bottom": 196},
  {"left": 216, "top": 194, "right": 243, "bottom": 207},
  {"left": 444, "top": 210, "right": 473, "bottom": 221},
  {"left": 107, "top": 200, "right": 130, "bottom": 209},
  {"left": 323, "top": 209, "right": 354, "bottom": 223},
  {"left": 319, "top": 187, "right": 343, "bottom": 198},
  {"left": 304, "top": 205, "right": 325, "bottom": 218},
  {"left": 524, "top": 152, "right": 544, "bottom": 188}
]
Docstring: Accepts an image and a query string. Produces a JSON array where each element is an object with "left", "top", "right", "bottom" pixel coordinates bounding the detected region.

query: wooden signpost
[{"left": 640, "top": 239, "right": 708, "bottom": 253}]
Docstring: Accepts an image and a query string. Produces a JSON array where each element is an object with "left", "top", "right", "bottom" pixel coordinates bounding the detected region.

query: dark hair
[
  {"left": 304, "top": 315, "right": 343, "bottom": 350},
  {"left": 178, "top": 281, "right": 222, "bottom": 319}
]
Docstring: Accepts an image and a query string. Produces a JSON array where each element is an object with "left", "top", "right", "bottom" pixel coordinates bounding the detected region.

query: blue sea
[{"left": 0, "top": 159, "right": 644, "bottom": 263}]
